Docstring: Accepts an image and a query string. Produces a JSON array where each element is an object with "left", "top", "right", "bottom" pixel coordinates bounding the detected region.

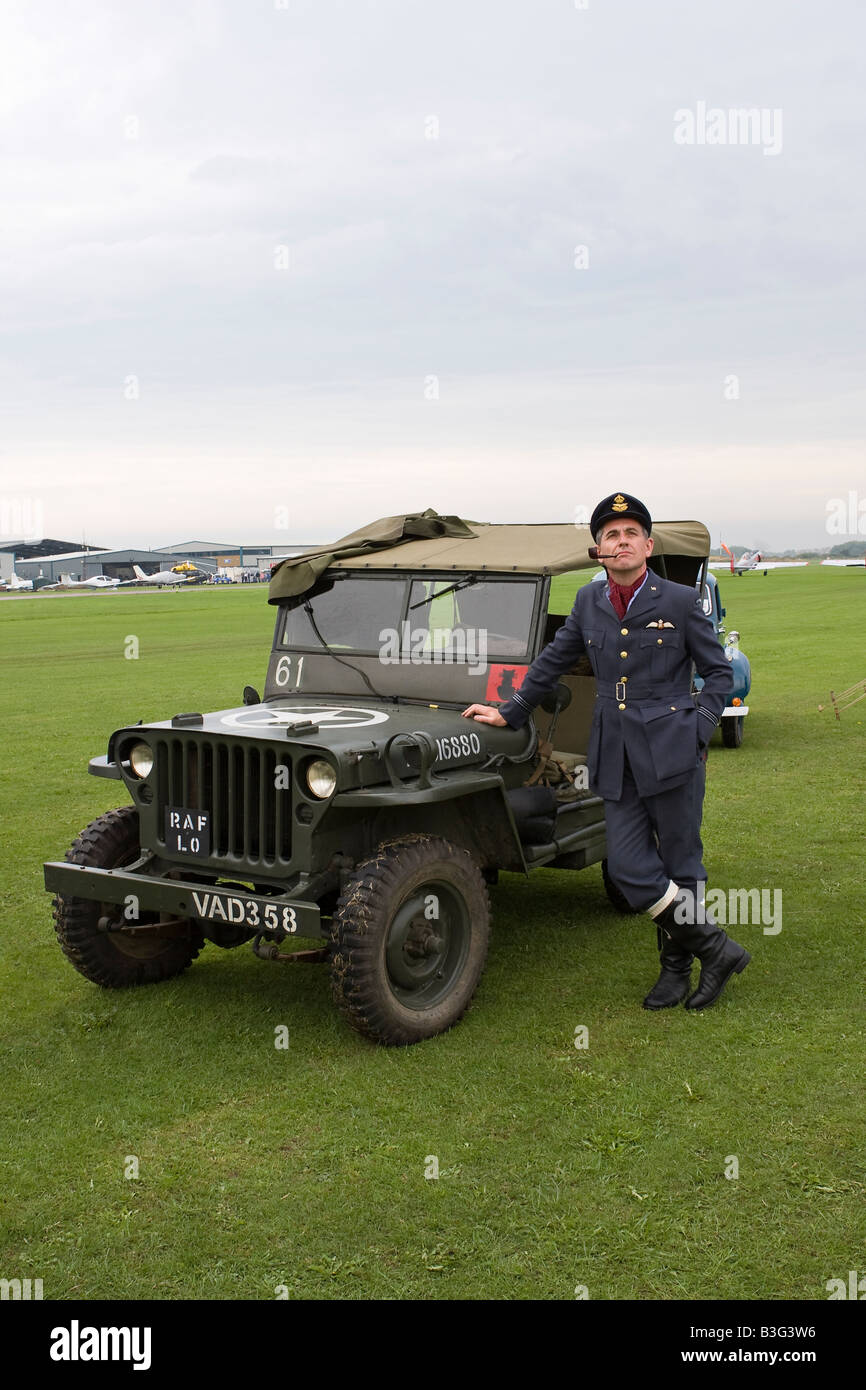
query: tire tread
[{"left": 330, "top": 834, "right": 490, "bottom": 1045}]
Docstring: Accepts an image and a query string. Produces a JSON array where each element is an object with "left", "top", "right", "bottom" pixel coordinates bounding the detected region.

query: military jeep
[{"left": 44, "top": 512, "right": 711, "bottom": 1044}]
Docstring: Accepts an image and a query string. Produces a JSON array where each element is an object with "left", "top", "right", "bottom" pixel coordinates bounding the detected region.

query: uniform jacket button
[
  {"left": 618, "top": 702, "right": 626, "bottom": 710},
  {"left": 620, "top": 650, "right": 628, "bottom": 658},
  {"left": 621, "top": 628, "right": 628, "bottom": 635}
]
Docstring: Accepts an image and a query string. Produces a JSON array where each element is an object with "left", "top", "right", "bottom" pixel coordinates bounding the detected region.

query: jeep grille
[{"left": 154, "top": 736, "right": 292, "bottom": 866}]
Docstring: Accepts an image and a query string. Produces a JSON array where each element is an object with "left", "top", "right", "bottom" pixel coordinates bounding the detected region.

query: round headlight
[
  {"left": 306, "top": 759, "right": 336, "bottom": 799},
  {"left": 129, "top": 742, "right": 154, "bottom": 778}
]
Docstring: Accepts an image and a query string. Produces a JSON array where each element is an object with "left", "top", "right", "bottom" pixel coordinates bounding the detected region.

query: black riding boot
[
  {"left": 655, "top": 894, "right": 750, "bottom": 1010},
  {"left": 642, "top": 926, "right": 694, "bottom": 1010}
]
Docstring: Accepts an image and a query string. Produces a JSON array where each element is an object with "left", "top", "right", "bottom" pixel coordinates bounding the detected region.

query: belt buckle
[{"left": 615, "top": 681, "right": 626, "bottom": 703}]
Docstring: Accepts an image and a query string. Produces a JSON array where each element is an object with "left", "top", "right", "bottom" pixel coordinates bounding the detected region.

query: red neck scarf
[{"left": 608, "top": 568, "right": 647, "bottom": 620}]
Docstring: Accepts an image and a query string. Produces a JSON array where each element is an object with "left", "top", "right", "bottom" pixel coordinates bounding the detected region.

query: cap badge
[{"left": 612, "top": 495, "right": 628, "bottom": 511}]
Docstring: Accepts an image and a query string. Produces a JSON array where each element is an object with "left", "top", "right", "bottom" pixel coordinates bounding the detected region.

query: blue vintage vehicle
[{"left": 694, "top": 570, "right": 751, "bottom": 747}]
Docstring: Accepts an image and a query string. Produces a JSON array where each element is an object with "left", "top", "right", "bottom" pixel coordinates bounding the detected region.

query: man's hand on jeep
[{"left": 462, "top": 703, "right": 507, "bottom": 726}]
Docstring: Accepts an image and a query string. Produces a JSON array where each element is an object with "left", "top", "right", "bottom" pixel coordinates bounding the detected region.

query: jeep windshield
[
  {"left": 279, "top": 574, "right": 536, "bottom": 660},
  {"left": 280, "top": 574, "right": 407, "bottom": 653},
  {"left": 270, "top": 572, "right": 541, "bottom": 704}
]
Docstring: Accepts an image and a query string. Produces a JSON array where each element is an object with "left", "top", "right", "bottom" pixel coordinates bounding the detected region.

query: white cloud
[{"left": 1, "top": 0, "right": 864, "bottom": 547}]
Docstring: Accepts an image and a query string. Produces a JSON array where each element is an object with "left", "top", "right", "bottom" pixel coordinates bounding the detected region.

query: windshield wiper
[
  {"left": 409, "top": 575, "right": 478, "bottom": 612},
  {"left": 302, "top": 600, "right": 390, "bottom": 701}
]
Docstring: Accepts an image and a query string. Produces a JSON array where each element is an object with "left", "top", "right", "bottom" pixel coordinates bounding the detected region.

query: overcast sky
[{"left": 1, "top": 0, "right": 864, "bottom": 551}]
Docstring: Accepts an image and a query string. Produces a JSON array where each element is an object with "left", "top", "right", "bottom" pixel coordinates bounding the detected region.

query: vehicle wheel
[
  {"left": 721, "top": 715, "right": 745, "bottom": 748},
  {"left": 329, "top": 835, "right": 490, "bottom": 1045},
  {"left": 601, "top": 858, "right": 640, "bottom": 915},
  {"left": 53, "top": 806, "right": 204, "bottom": 987}
]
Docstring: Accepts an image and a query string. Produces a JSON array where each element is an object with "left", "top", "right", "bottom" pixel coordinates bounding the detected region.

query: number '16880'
[{"left": 435, "top": 732, "right": 481, "bottom": 761}]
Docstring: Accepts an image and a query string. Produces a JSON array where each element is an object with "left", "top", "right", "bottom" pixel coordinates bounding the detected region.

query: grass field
[{"left": 1, "top": 569, "right": 864, "bottom": 1300}]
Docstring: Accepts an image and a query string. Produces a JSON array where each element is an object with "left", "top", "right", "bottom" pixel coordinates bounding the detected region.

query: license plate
[
  {"left": 188, "top": 888, "right": 299, "bottom": 935},
  {"left": 165, "top": 806, "right": 210, "bottom": 856}
]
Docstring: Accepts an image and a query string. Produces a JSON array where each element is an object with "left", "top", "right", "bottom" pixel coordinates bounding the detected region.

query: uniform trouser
[{"left": 603, "top": 756, "right": 707, "bottom": 913}]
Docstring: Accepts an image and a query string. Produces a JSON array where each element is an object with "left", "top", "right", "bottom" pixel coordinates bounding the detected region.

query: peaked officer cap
[{"left": 590, "top": 493, "right": 652, "bottom": 541}]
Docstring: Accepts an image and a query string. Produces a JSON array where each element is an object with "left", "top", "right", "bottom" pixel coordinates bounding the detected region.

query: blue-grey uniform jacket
[{"left": 499, "top": 572, "right": 734, "bottom": 801}]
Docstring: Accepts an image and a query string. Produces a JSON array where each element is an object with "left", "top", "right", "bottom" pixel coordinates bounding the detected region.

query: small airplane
[
  {"left": 821, "top": 556, "right": 866, "bottom": 567},
  {"left": 44, "top": 573, "right": 123, "bottom": 590},
  {"left": 130, "top": 563, "right": 205, "bottom": 587},
  {"left": 709, "top": 544, "right": 808, "bottom": 576},
  {"left": 46, "top": 563, "right": 210, "bottom": 590},
  {"left": 0, "top": 571, "right": 34, "bottom": 591}
]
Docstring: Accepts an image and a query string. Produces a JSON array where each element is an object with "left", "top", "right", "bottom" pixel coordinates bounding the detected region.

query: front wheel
[
  {"left": 721, "top": 715, "right": 745, "bottom": 748},
  {"left": 53, "top": 806, "right": 204, "bottom": 987},
  {"left": 329, "top": 835, "right": 490, "bottom": 1045}
]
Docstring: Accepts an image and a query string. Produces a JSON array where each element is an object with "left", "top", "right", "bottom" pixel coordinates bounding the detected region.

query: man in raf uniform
[{"left": 462, "top": 492, "right": 750, "bottom": 1010}]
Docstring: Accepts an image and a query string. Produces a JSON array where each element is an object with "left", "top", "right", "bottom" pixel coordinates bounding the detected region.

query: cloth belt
[{"left": 594, "top": 682, "right": 695, "bottom": 702}]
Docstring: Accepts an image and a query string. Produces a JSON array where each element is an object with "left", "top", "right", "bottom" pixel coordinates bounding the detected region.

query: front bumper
[{"left": 43, "top": 862, "right": 323, "bottom": 939}]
